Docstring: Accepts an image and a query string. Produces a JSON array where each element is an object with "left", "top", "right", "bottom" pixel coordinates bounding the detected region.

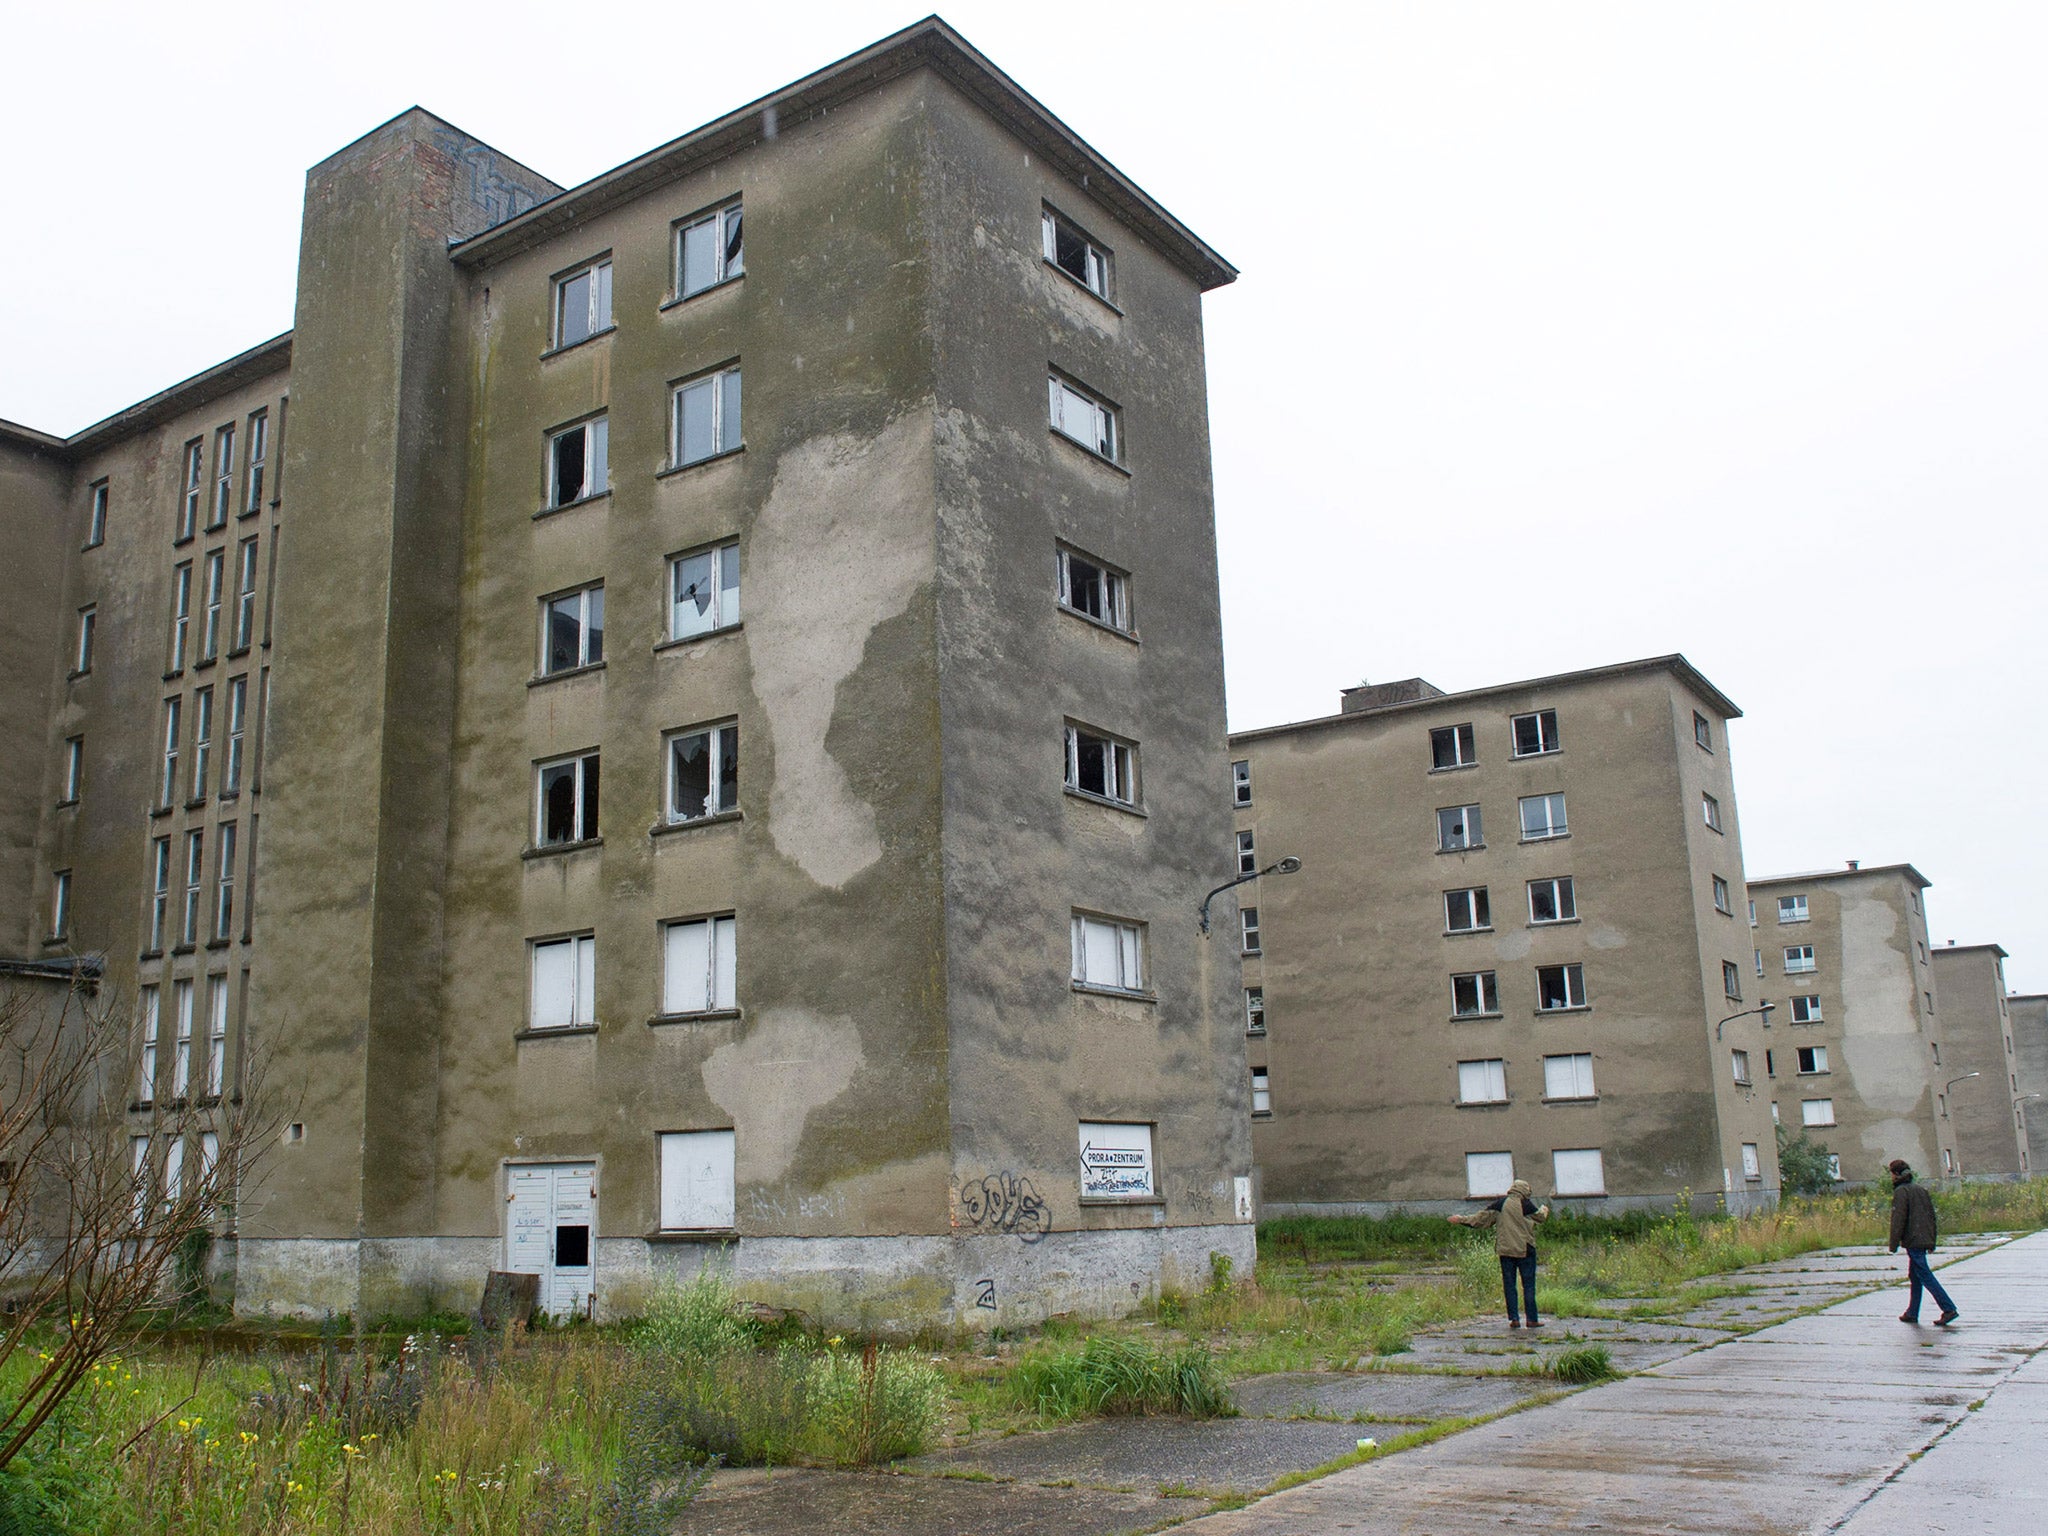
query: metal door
[{"left": 505, "top": 1162, "right": 597, "bottom": 1319}]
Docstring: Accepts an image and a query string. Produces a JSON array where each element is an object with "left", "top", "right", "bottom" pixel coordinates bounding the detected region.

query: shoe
[
  {"left": 1935, "top": 1311, "right": 1959, "bottom": 1327},
  {"left": 1899, "top": 1313, "right": 1920, "bottom": 1324},
  {"left": 1526, "top": 1320, "right": 1544, "bottom": 1329},
  {"left": 1508, "top": 1319, "right": 1522, "bottom": 1328}
]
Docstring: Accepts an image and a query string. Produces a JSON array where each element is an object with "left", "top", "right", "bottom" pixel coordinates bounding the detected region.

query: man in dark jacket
[{"left": 1888, "top": 1159, "right": 1958, "bottom": 1326}]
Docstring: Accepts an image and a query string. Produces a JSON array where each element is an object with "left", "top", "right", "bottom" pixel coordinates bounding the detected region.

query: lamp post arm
[{"left": 1199, "top": 858, "right": 1301, "bottom": 935}]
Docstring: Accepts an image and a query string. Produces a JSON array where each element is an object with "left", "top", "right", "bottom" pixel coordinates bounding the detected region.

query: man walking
[
  {"left": 1888, "top": 1158, "right": 1959, "bottom": 1327},
  {"left": 1450, "top": 1178, "right": 1549, "bottom": 1328}
]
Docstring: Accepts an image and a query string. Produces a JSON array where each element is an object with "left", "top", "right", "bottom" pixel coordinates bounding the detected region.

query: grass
[{"left": 1006, "top": 1337, "right": 1234, "bottom": 1421}]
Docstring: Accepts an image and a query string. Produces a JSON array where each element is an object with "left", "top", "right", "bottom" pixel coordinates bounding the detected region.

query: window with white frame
[
  {"left": 1525, "top": 876, "right": 1575, "bottom": 924},
  {"left": 1543, "top": 1052, "right": 1596, "bottom": 1100},
  {"left": 61, "top": 736, "right": 82, "bottom": 803},
  {"left": 537, "top": 752, "right": 601, "bottom": 846},
  {"left": 1694, "top": 712, "right": 1713, "bottom": 751},
  {"left": 1042, "top": 206, "right": 1111, "bottom": 298},
  {"left": 1712, "top": 876, "right": 1731, "bottom": 914},
  {"left": 1789, "top": 994, "right": 1822, "bottom": 1023},
  {"left": 1777, "top": 894, "right": 1808, "bottom": 924},
  {"left": 207, "top": 423, "right": 234, "bottom": 528},
  {"left": 1537, "top": 963, "right": 1587, "bottom": 1011},
  {"left": 1519, "top": 792, "right": 1568, "bottom": 841},
  {"left": 180, "top": 831, "right": 203, "bottom": 946},
  {"left": 666, "top": 722, "right": 739, "bottom": 823},
  {"left": 1510, "top": 709, "right": 1560, "bottom": 757},
  {"left": 541, "top": 584, "right": 605, "bottom": 676},
  {"left": 676, "top": 201, "right": 743, "bottom": 298},
  {"left": 158, "top": 697, "right": 182, "bottom": 808},
  {"left": 1784, "top": 945, "right": 1816, "bottom": 974},
  {"left": 1065, "top": 723, "right": 1139, "bottom": 806},
  {"left": 1232, "top": 759, "right": 1252, "bottom": 807},
  {"left": 1048, "top": 373, "right": 1119, "bottom": 460},
  {"left": 1723, "top": 961, "right": 1742, "bottom": 1000},
  {"left": 1444, "top": 886, "right": 1491, "bottom": 933},
  {"left": 1250, "top": 1067, "right": 1271, "bottom": 1115},
  {"left": 244, "top": 409, "right": 268, "bottom": 512},
  {"left": 1748, "top": 899, "right": 1757, "bottom": 925},
  {"left": 171, "top": 978, "right": 194, "bottom": 1098},
  {"left": 1552, "top": 1147, "right": 1605, "bottom": 1196},
  {"left": 214, "top": 822, "right": 236, "bottom": 940},
  {"left": 179, "top": 439, "right": 203, "bottom": 540},
  {"left": 223, "top": 677, "right": 247, "bottom": 794},
  {"left": 531, "top": 934, "right": 596, "bottom": 1030},
  {"left": 75, "top": 606, "right": 95, "bottom": 674},
  {"left": 1431, "top": 723, "right": 1477, "bottom": 770},
  {"left": 662, "top": 915, "right": 737, "bottom": 1015},
  {"left": 547, "top": 416, "right": 609, "bottom": 507},
  {"left": 136, "top": 986, "right": 160, "bottom": 1103},
  {"left": 199, "top": 549, "right": 224, "bottom": 661},
  {"left": 660, "top": 1128, "right": 736, "bottom": 1230},
  {"left": 1796, "top": 1045, "right": 1828, "bottom": 1075},
  {"left": 162, "top": 1137, "right": 184, "bottom": 1212},
  {"left": 1055, "top": 546, "right": 1130, "bottom": 631},
  {"left": 206, "top": 977, "right": 227, "bottom": 1097},
  {"left": 191, "top": 685, "right": 213, "bottom": 800},
  {"left": 1800, "top": 1098, "right": 1835, "bottom": 1128},
  {"left": 49, "top": 869, "right": 70, "bottom": 940},
  {"left": 1702, "top": 793, "right": 1723, "bottom": 832},
  {"left": 1437, "top": 803, "right": 1482, "bottom": 851},
  {"left": 233, "top": 537, "right": 258, "bottom": 650},
  {"left": 86, "top": 480, "right": 108, "bottom": 547},
  {"left": 670, "top": 542, "right": 741, "bottom": 640},
  {"left": 1245, "top": 986, "right": 1265, "bottom": 1033},
  {"left": 128, "top": 1135, "right": 151, "bottom": 1224},
  {"left": 1741, "top": 1141, "right": 1760, "bottom": 1179},
  {"left": 1236, "top": 829, "right": 1257, "bottom": 875},
  {"left": 1452, "top": 970, "right": 1500, "bottom": 1017},
  {"left": 148, "top": 837, "right": 170, "bottom": 952},
  {"left": 1240, "top": 906, "right": 1261, "bottom": 955},
  {"left": 168, "top": 562, "right": 191, "bottom": 671},
  {"left": 1072, "top": 911, "right": 1145, "bottom": 992},
  {"left": 1731, "top": 1048, "right": 1752, "bottom": 1085},
  {"left": 1465, "top": 1151, "right": 1514, "bottom": 1198},
  {"left": 554, "top": 257, "right": 613, "bottom": 348},
  {"left": 1755, "top": 947, "right": 1764, "bottom": 977},
  {"left": 672, "top": 367, "right": 742, "bottom": 466},
  {"left": 1457, "top": 1059, "right": 1507, "bottom": 1105}
]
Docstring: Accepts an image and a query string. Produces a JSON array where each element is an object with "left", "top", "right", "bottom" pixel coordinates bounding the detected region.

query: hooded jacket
[
  {"left": 1889, "top": 1169, "right": 1938, "bottom": 1252},
  {"left": 1453, "top": 1179, "right": 1550, "bottom": 1258}
]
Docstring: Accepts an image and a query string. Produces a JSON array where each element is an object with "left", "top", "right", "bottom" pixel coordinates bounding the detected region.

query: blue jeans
[
  {"left": 1904, "top": 1249, "right": 1956, "bottom": 1320},
  {"left": 1500, "top": 1252, "right": 1538, "bottom": 1323}
]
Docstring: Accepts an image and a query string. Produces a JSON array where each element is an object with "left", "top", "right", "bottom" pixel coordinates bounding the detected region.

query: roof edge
[
  {"left": 1747, "top": 863, "right": 1933, "bottom": 890},
  {"left": 1930, "top": 942, "right": 2010, "bottom": 959},
  {"left": 44, "top": 333, "right": 294, "bottom": 459}
]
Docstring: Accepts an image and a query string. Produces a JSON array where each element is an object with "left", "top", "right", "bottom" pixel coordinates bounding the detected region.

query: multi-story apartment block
[
  {"left": 2011, "top": 993, "right": 2048, "bottom": 1172},
  {"left": 0, "top": 19, "right": 1255, "bottom": 1328},
  {"left": 1928, "top": 944, "right": 2028, "bottom": 1177},
  {"left": 1742, "top": 864, "right": 1954, "bottom": 1182},
  {"left": 1229, "top": 656, "right": 1780, "bottom": 1216}
]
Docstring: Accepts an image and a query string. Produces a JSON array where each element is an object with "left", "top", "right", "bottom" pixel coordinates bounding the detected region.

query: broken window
[
  {"left": 1232, "top": 759, "right": 1252, "bottom": 807},
  {"left": 1552, "top": 1148, "right": 1605, "bottom": 1196},
  {"left": 1452, "top": 971, "right": 1499, "bottom": 1017},
  {"left": 210, "top": 422, "right": 235, "bottom": 528},
  {"left": 1072, "top": 912, "right": 1144, "bottom": 992},
  {"left": 75, "top": 606, "right": 95, "bottom": 674},
  {"left": 159, "top": 697, "right": 183, "bottom": 809},
  {"left": 1048, "top": 373, "right": 1119, "bottom": 460},
  {"left": 200, "top": 549, "right": 224, "bottom": 661},
  {"left": 1240, "top": 906, "right": 1261, "bottom": 956},
  {"left": 169, "top": 562, "right": 192, "bottom": 672},
  {"left": 541, "top": 585, "right": 605, "bottom": 675},
  {"left": 61, "top": 736, "right": 82, "bottom": 803},
  {"left": 136, "top": 986, "right": 160, "bottom": 1104},
  {"left": 1065, "top": 723, "right": 1138, "bottom": 806},
  {"left": 1790, "top": 995, "right": 1822, "bottom": 1023},
  {"left": 530, "top": 934, "right": 596, "bottom": 1030},
  {"left": 1510, "top": 709, "right": 1560, "bottom": 758},
  {"left": 1041, "top": 207, "right": 1111, "bottom": 299},
  {"left": 1784, "top": 945, "right": 1816, "bottom": 974},
  {"left": 148, "top": 838, "right": 170, "bottom": 952},
  {"left": 1723, "top": 961, "right": 1741, "bottom": 999},
  {"left": 1776, "top": 894, "right": 1808, "bottom": 923},
  {"left": 1702, "top": 792, "right": 1723, "bottom": 832},
  {"left": 1444, "top": 886, "right": 1491, "bottom": 933},
  {"left": 1797, "top": 1045, "right": 1828, "bottom": 1074},
  {"left": 1518, "top": 792, "right": 1567, "bottom": 841},
  {"left": 670, "top": 541, "right": 741, "bottom": 640},
  {"left": 214, "top": 822, "right": 237, "bottom": 940},
  {"left": 1712, "top": 875, "right": 1731, "bottom": 914},
  {"left": 86, "top": 480, "right": 108, "bottom": 547},
  {"left": 1430, "top": 723, "right": 1477, "bottom": 770},
  {"left": 171, "top": 979, "right": 194, "bottom": 1097},
  {"left": 1250, "top": 1067, "right": 1272, "bottom": 1115},
  {"left": 206, "top": 976, "right": 228, "bottom": 1097},
  {"left": 662, "top": 915, "right": 737, "bottom": 1015},
  {"left": 244, "top": 409, "right": 268, "bottom": 512},
  {"left": 1245, "top": 986, "right": 1265, "bottom": 1033},
  {"left": 1694, "top": 711, "right": 1713, "bottom": 751},
  {"left": 181, "top": 830, "right": 204, "bottom": 947},
  {"left": 191, "top": 686, "right": 213, "bottom": 800},
  {"left": 548, "top": 417, "right": 609, "bottom": 507},
  {"left": 1543, "top": 1053, "right": 1596, "bottom": 1099},
  {"left": 554, "top": 257, "right": 613, "bottom": 347},
  {"left": 1236, "top": 829, "right": 1257, "bottom": 875},
  {"left": 223, "top": 677, "right": 247, "bottom": 793},
  {"left": 49, "top": 869, "right": 70, "bottom": 940},
  {"left": 666, "top": 722, "right": 739, "bottom": 823},
  {"left": 537, "top": 752, "right": 601, "bottom": 846},
  {"left": 1537, "top": 963, "right": 1587, "bottom": 1011},
  {"left": 1528, "top": 876, "right": 1575, "bottom": 924},
  {"left": 676, "top": 202, "right": 743, "bottom": 299},
  {"left": 1056, "top": 546, "right": 1130, "bottom": 631},
  {"left": 179, "top": 439, "right": 203, "bottom": 540},
  {"left": 673, "top": 367, "right": 742, "bottom": 466},
  {"left": 1731, "top": 1048, "right": 1751, "bottom": 1084},
  {"left": 1457, "top": 1059, "right": 1507, "bottom": 1105},
  {"left": 1437, "top": 803, "right": 1481, "bottom": 852},
  {"left": 234, "top": 537, "right": 258, "bottom": 650}
]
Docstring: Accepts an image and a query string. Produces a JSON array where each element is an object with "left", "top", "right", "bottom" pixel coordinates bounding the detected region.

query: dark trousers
[
  {"left": 1904, "top": 1248, "right": 1956, "bottom": 1320},
  {"left": 1499, "top": 1251, "right": 1538, "bottom": 1323}
]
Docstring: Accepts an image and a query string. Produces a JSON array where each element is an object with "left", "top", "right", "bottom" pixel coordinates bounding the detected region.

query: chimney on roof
[
  {"left": 1947, "top": 939, "right": 1956, "bottom": 946},
  {"left": 1340, "top": 678, "right": 1446, "bottom": 714},
  {"left": 1846, "top": 860, "right": 1859, "bottom": 870}
]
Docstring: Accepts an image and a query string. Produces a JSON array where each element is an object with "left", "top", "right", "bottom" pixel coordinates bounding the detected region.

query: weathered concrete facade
[
  {"left": 2011, "top": 994, "right": 2048, "bottom": 1172},
  {"left": 1928, "top": 944, "right": 2027, "bottom": 1178},
  {"left": 0, "top": 20, "right": 1251, "bottom": 1329},
  {"left": 1231, "top": 657, "right": 1780, "bottom": 1217}
]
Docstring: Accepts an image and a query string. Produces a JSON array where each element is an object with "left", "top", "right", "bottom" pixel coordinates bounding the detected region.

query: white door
[{"left": 505, "top": 1162, "right": 598, "bottom": 1319}]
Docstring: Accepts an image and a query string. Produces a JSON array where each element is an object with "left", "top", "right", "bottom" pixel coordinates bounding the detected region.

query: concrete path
[{"left": 1171, "top": 1232, "right": 2047, "bottom": 1535}]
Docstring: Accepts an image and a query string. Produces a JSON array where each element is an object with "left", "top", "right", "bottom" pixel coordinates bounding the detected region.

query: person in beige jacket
[{"left": 1449, "top": 1178, "right": 1551, "bottom": 1327}]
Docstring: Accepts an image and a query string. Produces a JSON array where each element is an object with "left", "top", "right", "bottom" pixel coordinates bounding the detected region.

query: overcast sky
[{"left": 8, "top": 3, "right": 2043, "bottom": 989}]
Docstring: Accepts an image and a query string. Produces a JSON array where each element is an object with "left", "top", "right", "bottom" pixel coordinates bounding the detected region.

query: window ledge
[
  {"left": 1519, "top": 832, "right": 1569, "bottom": 845},
  {"left": 1510, "top": 749, "right": 1563, "bottom": 762},
  {"left": 523, "top": 838, "right": 604, "bottom": 861},
  {"left": 1057, "top": 603, "right": 1139, "bottom": 644},
  {"left": 172, "top": 534, "right": 194, "bottom": 548},
  {"left": 1049, "top": 428, "right": 1131, "bottom": 477},
  {"left": 648, "top": 1009, "right": 743, "bottom": 1028},
  {"left": 1536, "top": 1005, "right": 1593, "bottom": 1016},
  {"left": 238, "top": 506, "right": 262, "bottom": 522},
  {"left": 660, "top": 273, "right": 745, "bottom": 310},
  {"left": 83, "top": 540, "right": 103, "bottom": 553},
  {"left": 649, "top": 809, "right": 744, "bottom": 840},
  {"left": 1072, "top": 982, "right": 1157, "bottom": 1004},
  {"left": 41, "top": 935, "right": 69, "bottom": 948},
  {"left": 539, "top": 325, "right": 617, "bottom": 362},
  {"left": 139, "top": 949, "right": 163, "bottom": 962},
  {"left": 1444, "top": 926, "right": 1494, "bottom": 939},
  {"left": 1251, "top": 1109, "right": 1273, "bottom": 1119},
  {"left": 1063, "top": 786, "right": 1147, "bottom": 818},
  {"left": 1541, "top": 1095, "right": 1599, "bottom": 1105},
  {"left": 1043, "top": 258, "right": 1124, "bottom": 314},
  {"left": 171, "top": 945, "right": 195, "bottom": 957},
  {"left": 1778, "top": 918, "right": 1811, "bottom": 925},
  {"left": 150, "top": 805, "right": 173, "bottom": 820},
  {"left": 657, "top": 445, "right": 746, "bottom": 479},
  {"left": 515, "top": 1023, "right": 599, "bottom": 1042},
  {"left": 1529, "top": 918, "right": 1581, "bottom": 929},
  {"left": 192, "top": 657, "right": 217, "bottom": 673},
  {"left": 1455, "top": 1099, "right": 1511, "bottom": 1110},
  {"left": 1451, "top": 1012, "right": 1505, "bottom": 1022},
  {"left": 1246, "top": 1027, "right": 1266, "bottom": 1037},
  {"left": 205, "top": 939, "right": 232, "bottom": 952},
  {"left": 654, "top": 623, "right": 743, "bottom": 654},
  {"left": 1795, "top": 1072, "right": 1832, "bottom": 1078},
  {"left": 227, "top": 645, "right": 252, "bottom": 661},
  {"left": 533, "top": 490, "right": 612, "bottom": 522},
  {"left": 163, "top": 670, "right": 184, "bottom": 683},
  {"left": 1081, "top": 1195, "right": 1163, "bottom": 1208},
  {"left": 67, "top": 669, "right": 90, "bottom": 682},
  {"left": 185, "top": 797, "right": 207, "bottom": 812},
  {"left": 530, "top": 661, "right": 607, "bottom": 688},
  {"left": 1552, "top": 1191, "right": 1607, "bottom": 1199},
  {"left": 1242, "top": 948, "right": 1262, "bottom": 959},
  {"left": 645, "top": 1228, "right": 738, "bottom": 1243},
  {"left": 1437, "top": 844, "right": 1485, "bottom": 855},
  {"left": 218, "top": 790, "right": 240, "bottom": 803},
  {"left": 56, "top": 797, "right": 78, "bottom": 810}
]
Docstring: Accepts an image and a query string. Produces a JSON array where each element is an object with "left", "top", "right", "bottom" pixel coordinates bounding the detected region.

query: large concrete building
[
  {"left": 1229, "top": 657, "right": 1781, "bottom": 1216},
  {"left": 0, "top": 19, "right": 1258, "bottom": 1327},
  {"left": 1928, "top": 944, "right": 2028, "bottom": 1178},
  {"left": 1741, "top": 865, "right": 1957, "bottom": 1183},
  {"left": 2012, "top": 993, "right": 2048, "bottom": 1172}
]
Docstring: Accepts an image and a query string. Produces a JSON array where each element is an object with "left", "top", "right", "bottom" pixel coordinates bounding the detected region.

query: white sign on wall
[{"left": 1079, "top": 1121, "right": 1155, "bottom": 1201}]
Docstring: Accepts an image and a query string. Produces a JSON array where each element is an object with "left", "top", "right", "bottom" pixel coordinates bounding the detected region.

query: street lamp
[
  {"left": 1198, "top": 856, "right": 1303, "bottom": 936},
  {"left": 1717, "top": 999, "right": 1775, "bottom": 1039},
  {"left": 1942, "top": 1072, "right": 1980, "bottom": 1116}
]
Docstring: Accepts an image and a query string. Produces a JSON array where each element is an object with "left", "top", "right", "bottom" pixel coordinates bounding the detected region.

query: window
[
  {"left": 1457, "top": 1059, "right": 1508, "bottom": 1105},
  {"left": 180, "top": 830, "right": 204, "bottom": 946},
  {"left": 541, "top": 585, "right": 605, "bottom": 675},
  {"left": 1452, "top": 971, "right": 1500, "bottom": 1017},
  {"left": 676, "top": 201, "right": 743, "bottom": 298},
  {"left": 670, "top": 542, "right": 740, "bottom": 640},
  {"left": 1543, "top": 1052, "right": 1596, "bottom": 1100},
  {"left": 1437, "top": 804, "right": 1482, "bottom": 851},
  {"left": 660, "top": 1129, "right": 736, "bottom": 1230},
  {"left": 1042, "top": 206, "right": 1111, "bottom": 298},
  {"left": 1240, "top": 907, "right": 1261, "bottom": 955},
  {"left": 1776, "top": 895, "right": 1808, "bottom": 924},
  {"left": 554, "top": 257, "right": 613, "bottom": 347},
  {"left": 1236, "top": 829, "right": 1257, "bottom": 875},
  {"left": 199, "top": 550, "right": 224, "bottom": 661},
  {"left": 1079, "top": 1122, "right": 1156, "bottom": 1201},
  {"left": 1537, "top": 963, "right": 1587, "bottom": 1010},
  {"left": 49, "top": 869, "right": 70, "bottom": 940},
  {"left": 1702, "top": 793, "right": 1723, "bottom": 832},
  {"left": 1712, "top": 876, "right": 1731, "bottom": 915},
  {"left": 1250, "top": 1067, "right": 1272, "bottom": 1116},
  {"left": 1766, "top": 1048, "right": 1776, "bottom": 1077},
  {"left": 1465, "top": 1151, "right": 1514, "bottom": 1198},
  {"left": 1723, "top": 961, "right": 1742, "bottom": 1000},
  {"left": 672, "top": 367, "right": 742, "bottom": 466},
  {"left": 1694, "top": 712, "right": 1713, "bottom": 751},
  {"left": 136, "top": 986, "right": 160, "bottom": 1103},
  {"left": 1048, "top": 373, "right": 1118, "bottom": 460},
  {"left": 1784, "top": 945, "right": 1816, "bottom": 974},
  {"left": 1930, "top": 1042, "right": 1939, "bottom": 1065},
  {"left": 86, "top": 480, "right": 108, "bottom": 547},
  {"left": 206, "top": 977, "right": 227, "bottom": 1097},
  {"left": 1245, "top": 987, "right": 1265, "bottom": 1034},
  {"left": 1552, "top": 1148, "right": 1605, "bottom": 1196},
  {"left": 1801, "top": 1098, "right": 1836, "bottom": 1128},
  {"left": 1056, "top": 546, "right": 1130, "bottom": 631},
  {"left": 75, "top": 606, "right": 95, "bottom": 674},
  {"left": 1731, "top": 1048, "right": 1752, "bottom": 1085},
  {"left": 1510, "top": 709, "right": 1559, "bottom": 757},
  {"left": 179, "top": 440, "right": 203, "bottom": 540},
  {"left": 223, "top": 677, "right": 247, "bottom": 794},
  {"left": 1825, "top": 1154, "right": 1842, "bottom": 1182},
  {"left": 662, "top": 915, "right": 738, "bottom": 1015},
  {"left": 233, "top": 537, "right": 258, "bottom": 650},
  {"left": 537, "top": 752, "right": 601, "bottom": 846},
  {"left": 531, "top": 934, "right": 596, "bottom": 1030},
  {"left": 1444, "top": 886, "right": 1491, "bottom": 933},
  {"left": 128, "top": 1136, "right": 151, "bottom": 1224},
  {"left": 60, "top": 736, "right": 82, "bottom": 803},
  {"left": 214, "top": 822, "right": 237, "bottom": 940},
  {"left": 547, "top": 417, "right": 609, "bottom": 507},
  {"left": 1755, "top": 948, "right": 1764, "bottom": 978},
  {"left": 1916, "top": 940, "right": 1927, "bottom": 963},
  {"left": 1072, "top": 912, "right": 1145, "bottom": 992},
  {"left": 169, "top": 562, "right": 191, "bottom": 671},
  {"left": 161, "top": 1137, "right": 185, "bottom": 1213},
  {"left": 244, "top": 410, "right": 268, "bottom": 512},
  {"left": 170, "top": 979, "right": 194, "bottom": 1097},
  {"left": 1065, "top": 724, "right": 1139, "bottom": 806},
  {"left": 1789, "top": 994, "right": 1822, "bottom": 1023},
  {"left": 191, "top": 686, "right": 213, "bottom": 800},
  {"left": 1430, "top": 723, "right": 1476, "bottom": 770},
  {"left": 148, "top": 838, "right": 170, "bottom": 952},
  {"left": 666, "top": 722, "right": 739, "bottom": 823},
  {"left": 1232, "top": 760, "right": 1252, "bottom": 807},
  {"left": 209, "top": 423, "right": 235, "bottom": 528},
  {"left": 159, "top": 698, "right": 183, "bottom": 808},
  {"left": 1518, "top": 793, "right": 1568, "bottom": 841},
  {"left": 1796, "top": 1045, "right": 1828, "bottom": 1075},
  {"left": 1748, "top": 899, "right": 1757, "bottom": 926},
  {"left": 1923, "top": 990, "right": 1933, "bottom": 1014}
]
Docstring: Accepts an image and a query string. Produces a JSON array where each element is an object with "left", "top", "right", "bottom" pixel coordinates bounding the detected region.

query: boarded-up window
[
  {"left": 532, "top": 935, "right": 595, "bottom": 1029},
  {"left": 663, "top": 916, "right": 738, "bottom": 1015},
  {"left": 660, "top": 1130, "right": 736, "bottom": 1230},
  {"left": 1465, "top": 1151, "right": 1514, "bottom": 1198},
  {"left": 1553, "top": 1148, "right": 1605, "bottom": 1196}
]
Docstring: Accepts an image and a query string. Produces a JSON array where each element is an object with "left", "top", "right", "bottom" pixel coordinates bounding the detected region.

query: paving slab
[
  {"left": 1232, "top": 1370, "right": 1559, "bottom": 1421},
  {"left": 671, "top": 1466, "right": 1204, "bottom": 1535},
  {"left": 904, "top": 1414, "right": 1374, "bottom": 1495}
]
